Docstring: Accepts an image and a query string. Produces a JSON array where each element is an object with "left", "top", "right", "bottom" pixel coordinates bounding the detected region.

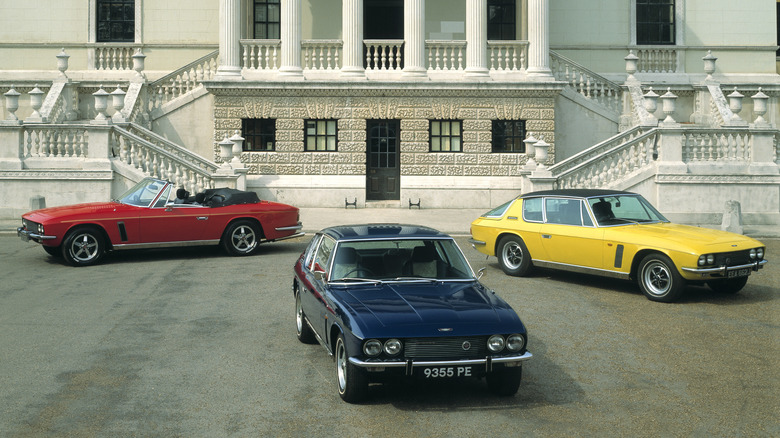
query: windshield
[
  {"left": 588, "top": 194, "right": 669, "bottom": 226},
  {"left": 329, "top": 238, "right": 474, "bottom": 282},
  {"left": 116, "top": 178, "right": 169, "bottom": 207}
]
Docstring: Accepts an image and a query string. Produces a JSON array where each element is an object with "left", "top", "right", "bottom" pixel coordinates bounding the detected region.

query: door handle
[
  {"left": 542, "top": 234, "right": 552, "bottom": 239},
  {"left": 197, "top": 217, "right": 208, "bottom": 221}
]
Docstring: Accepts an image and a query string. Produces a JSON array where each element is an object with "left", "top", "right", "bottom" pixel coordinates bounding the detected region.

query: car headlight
[
  {"left": 698, "top": 254, "right": 715, "bottom": 266},
  {"left": 363, "top": 339, "right": 382, "bottom": 356},
  {"left": 383, "top": 339, "right": 402, "bottom": 356},
  {"left": 757, "top": 248, "right": 764, "bottom": 259},
  {"left": 487, "top": 335, "right": 505, "bottom": 352},
  {"left": 506, "top": 334, "right": 526, "bottom": 352},
  {"left": 749, "top": 249, "right": 757, "bottom": 260},
  {"left": 38, "top": 224, "right": 45, "bottom": 235}
]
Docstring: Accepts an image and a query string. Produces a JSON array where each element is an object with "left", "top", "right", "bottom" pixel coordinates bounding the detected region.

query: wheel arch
[
  {"left": 493, "top": 231, "right": 526, "bottom": 257},
  {"left": 221, "top": 216, "right": 265, "bottom": 241},
  {"left": 630, "top": 248, "right": 673, "bottom": 280},
  {"left": 63, "top": 222, "right": 113, "bottom": 251}
]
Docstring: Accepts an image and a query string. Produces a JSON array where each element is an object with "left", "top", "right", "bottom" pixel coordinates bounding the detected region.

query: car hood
[
  {"left": 330, "top": 281, "right": 525, "bottom": 338},
  {"left": 610, "top": 222, "right": 763, "bottom": 251},
  {"left": 23, "top": 202, "right": 124, "bottom": 222}
]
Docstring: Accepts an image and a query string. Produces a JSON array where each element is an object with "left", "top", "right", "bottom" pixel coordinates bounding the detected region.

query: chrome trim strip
[
  {"left": 348, "top": 351, "right": 532, "bottom": 370},
  {"left": 275, "top": 222, "right": 303, "bottom": 232},
  {"left": 682, "top": 259, "right": 767, "bottom": 275},
  {"left": 532, "top": 259, "right": 631, "bottom": 280},
  {"left": 112, "top": 239, "right": 220, "bottom": 250}
]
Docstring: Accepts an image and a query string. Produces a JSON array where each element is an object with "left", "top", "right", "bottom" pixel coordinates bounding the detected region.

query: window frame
[
  {"left": 253, "top": 0, "right": 281, "bottom": 39},
  {"left": 635, "top": 0, "right": 677, "bottom": 46},
  {"left": 304, "top": 119, "right": 339, "bottom": 152},
  {"left": 491, "top": 119, "right": 527, "bottom": 153},
  {"left": 242, "top": 118, "right": 277, "bottom": 151},
  {"left": 429, "top": 120, "right": 463, "bottom": 153}
]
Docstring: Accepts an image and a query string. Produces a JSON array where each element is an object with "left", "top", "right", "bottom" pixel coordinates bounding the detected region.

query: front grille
[
  {"left": 22, "top": 219, "right": 38, "bottom": 232},
  {"left": 404, "top": 336, "right": 487, "bottom": 360},
  {"left": 714, "top": 250, "right": 754, "bottom": 266}
]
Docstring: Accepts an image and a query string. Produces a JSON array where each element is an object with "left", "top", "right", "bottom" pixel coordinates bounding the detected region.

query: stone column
[
  {"left": 279, "top": 0, "right": 303, "bottom": 77},
  {"left": 216, "top": 0, "right": 242, "bottom": 78},
  {"left": 527, "top": 0, "right": 552, "bottom": 78},
  {"left": 341, "top": 0, "right": 366, "bottom": 78},
  {"left": 465, "top": 0, "right": 489, "bottom": 78},
  {"left": 402, "top": 0, "right": 427, "bottom": 78}
]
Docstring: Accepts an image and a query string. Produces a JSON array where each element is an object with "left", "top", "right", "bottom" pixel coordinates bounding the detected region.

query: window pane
[
  {"left": 327, "top": 121, "right": 336, "bottom": 135},
  {"left": 451, "top": 137, "right": 461, "bottom": 151},
  {"left": 432, "top": 122, "right": 440, "bottom": 136},
  {"left": 268, "top": 4, "right": 280, "bottom": 21},
  {"left": 432, "top": 137, "right": 440, "bottom": 151}
]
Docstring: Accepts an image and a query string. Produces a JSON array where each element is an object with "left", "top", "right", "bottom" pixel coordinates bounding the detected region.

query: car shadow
[{"left": 362, "top": 337, "right": 584, "bottom": 411}]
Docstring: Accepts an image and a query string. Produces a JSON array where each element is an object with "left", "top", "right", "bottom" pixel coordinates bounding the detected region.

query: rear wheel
[
  {"left": 222, "top": 220, "right": 261, "bottom": 256},
  {"left": 637, "top": 254, "right": 685, "bottom": 302},
  {"left": 708, "top": 277, "right": 748, "bottom": 294},
  {"left": 61, "top": 226, "right": 105, "bottom": 266},
  {"left": 335, "top": 333, "right": 368, "bottom": 403},
  {"left": 486, "top": 366, "right": 522, "bottom": 396},
  {"left": 496, "top": 235, "right": 533, "bottom": 276}
]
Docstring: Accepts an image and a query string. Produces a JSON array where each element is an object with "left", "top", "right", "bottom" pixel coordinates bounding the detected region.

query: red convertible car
[{"left": 17, "top": 177, "right": 304, "bottom": 266}]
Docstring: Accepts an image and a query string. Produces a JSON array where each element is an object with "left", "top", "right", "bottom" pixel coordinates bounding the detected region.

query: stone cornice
[
  {"left": 0, "top": 170, "right": 113, "bottom": 180},
  {"left": 656, "top": 174, "right": 780, "bottom": 184}
]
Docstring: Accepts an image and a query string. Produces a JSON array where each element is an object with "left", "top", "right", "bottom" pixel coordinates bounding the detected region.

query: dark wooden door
[{"left": 366, "top": 120, "right": 400, "bottom": 201}]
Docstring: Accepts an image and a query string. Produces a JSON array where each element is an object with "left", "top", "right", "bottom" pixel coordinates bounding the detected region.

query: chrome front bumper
[
  {"left": 349, "top": 351, "right": 532, "bottom": 375},
  {"left": 17, "top": 227, "right": 57, "bottom": 243},
  {"left": 682, "top": 259, "right": 767, "bottom": 276}
]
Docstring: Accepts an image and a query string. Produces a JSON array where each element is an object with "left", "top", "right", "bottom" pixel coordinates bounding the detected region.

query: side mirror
[
  {"left": 314, "top": 270, "right": 327, "bottom": 281},
  {"left": 477, "top": 267, "right": 486, "bottom": 280}
]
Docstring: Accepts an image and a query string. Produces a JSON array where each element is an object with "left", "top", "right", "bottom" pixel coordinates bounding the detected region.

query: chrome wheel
[
  {"left": 637, "top": 254, "right": 685, "bottom": 302},
  {"left": 642, "top": 260, "right": 672, "bottom": 296},
  {"left": 336, "top": 337, "right": 348, "bottom": 394},
  {"left": 62, "top": 227, "right": 104, "bottom": 266},
  {"left": 501, "top": 241, "right": 524, "bottom": 270},
  {"left": 496, "top": 235, "right": 532, "bottom": 276},
  {"left": 223, "top": 220, "right": 261, "bottom": 256}
]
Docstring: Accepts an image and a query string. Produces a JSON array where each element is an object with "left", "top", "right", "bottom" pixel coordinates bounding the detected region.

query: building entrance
[{"left": 366, "top": 120, "right": 401, "bottom": 201}]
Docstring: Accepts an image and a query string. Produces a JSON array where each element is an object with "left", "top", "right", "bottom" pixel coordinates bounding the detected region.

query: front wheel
[
  {"left": 486, "top": 366, "right": 522, "bottom": 396},
  {"left": 295, "top": 288, "right": 316, "bottom": 344},
  {"left": 637, "top": 254, "right": 685, "bottom": 302},
  {"left": 335, "top": 333, "right": 368, "bottom": 403},
  {"left": 496, "top": 235, "right": 533, "bottom": 277},
  {"left": 222, "top": 220, "right": 261, "bottom": 256},
  {"left": 708, "top": 277, "right": 748, "bottom": 294},
  {"left": 43, "top": 245, "right": 61, "bottom": 257},
  {"left": 61, "top": 226, "right": 105, "bottom": 266}
]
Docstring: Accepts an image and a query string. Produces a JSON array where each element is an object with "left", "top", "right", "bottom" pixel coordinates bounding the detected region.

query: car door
[
  {"left": 538, "top": 197, "right": 605, "bottom": 269},
  {"left": 137, "top": 185, "right": 210, "bottom": 243}
]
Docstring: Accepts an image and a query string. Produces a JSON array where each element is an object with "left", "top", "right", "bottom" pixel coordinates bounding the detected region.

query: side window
[
  {"left": 303, "top": 234, "right": 322, "bottom": 270},
  {"left": 522, "top": 198, "right": 543, "bottom": 222},
  {"left": 581, "top": 200, "right": 594, "bottom": 227},
  {"left": 313, "top": 236, "right": 336, "bottom": 274},
  {"left": 545, "top": 198, "right": 583, "bottom": 226},
  {"left": 152, "top": 185, "right": 172, "bottom": 208}
]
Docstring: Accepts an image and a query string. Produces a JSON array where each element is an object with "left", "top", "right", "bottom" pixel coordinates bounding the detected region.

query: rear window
[
  {"left": 481, "top": 199, "right": 515, "bottom": 218},
  {"left": 522, "top": 198, "right": 543, "bottom": 222}
]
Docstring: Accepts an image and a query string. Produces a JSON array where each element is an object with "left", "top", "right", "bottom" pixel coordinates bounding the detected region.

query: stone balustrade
[
  {"left": 488, "top": 41, "right": 528, "bottom": 72},
  {"left": 365, "top": 40, "right": 404, "bottom": 71},
  {"left": 302, "top": 40, "right": 342, "bottom": 71},
  {"left": 550, "top": 52, "right": 622, "bottom": 114},
  {"left": 92, "top": 44, "right": 141, "bottom": 71},
  {"left": 22, "top": 125, "right": 90, "bottom": 158},
  {"left": 241, "top": 39, "right": 281, "bottom": 71},
  {"left": 635, "top": 47, "right": 679, "bottom": 73},
  {"left": 147, "top": 50, "right": 218, "bottom": 113},
  {"left": 426, "top": 41, "right": 465, "bottom": 71}
]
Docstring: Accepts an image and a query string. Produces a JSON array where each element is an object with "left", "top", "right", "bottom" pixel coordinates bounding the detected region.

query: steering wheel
[{"left": 342, "top": 267, "right": 376, "bottom": 278}]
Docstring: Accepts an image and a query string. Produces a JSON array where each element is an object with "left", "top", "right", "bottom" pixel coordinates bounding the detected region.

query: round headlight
[
  {"left": 384, "top": 339, "right": 402, "bottom": 356},
  {"left": 698, "top": 255, "right": 706, "bottom": 266},
  {"left": 749, "top": 249, "right": 757, "bottom": 260},
  {"left": 757, "top": 248, "right": 764, "bottom": 259},
  {"left": 506, "top": 334, "right": 525, "bottom": 352},
  {"left": 363, "top": 339, "right": 382, "bottom": 356},
  {"left": 487, "top": 335, "right": 505, "bottom": 352},
  {"left": 38, "top": 224, "right": 45, "bottom": 235},
  {"left": 706, "top": 254, "right": 715, "bottom": 265}
]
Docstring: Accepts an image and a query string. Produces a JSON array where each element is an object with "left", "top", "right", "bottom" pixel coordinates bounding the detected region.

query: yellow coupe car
[{"left": 469, "top": 189, "right": 767, "bottom": 302}]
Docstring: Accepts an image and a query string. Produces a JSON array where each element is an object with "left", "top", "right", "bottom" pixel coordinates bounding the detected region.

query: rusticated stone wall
[{"left": 211, "top": 87, "right": 556, "bottom": 177}]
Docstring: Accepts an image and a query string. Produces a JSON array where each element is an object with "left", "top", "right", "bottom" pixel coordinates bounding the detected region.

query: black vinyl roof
[
  {"left": 520, "top": 189, "right": 638, "bottom": 199},
  {"left": 321, "top": 224, "right": 450, "bottom": 241}
]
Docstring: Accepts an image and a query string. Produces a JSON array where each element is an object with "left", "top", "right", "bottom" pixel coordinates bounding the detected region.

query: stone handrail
[
  {"left": 147, "top": 50, "right": 219, "bottom": 113},
  {"left": 22, "top": 124, "right": 90, "bottom": 158},
  {"left": 365, "top": 39, "right": 404, "bottom": 71},
  {"left": 302, "top": 40, "right": 342, "bottom": 70},
  {"left": 426, "top": 40, "right": 465, "bottom": 71},
  {"left": 550, "top": 51, "right": 623, "bottom": 114},
  {"left": 38, "top": 82, "right": 68, "bottom": 123},
  {"left": 241, "top": 39, "right": 281, "bottom": 70},
  {"left": 113, "top": 124, "right": 217, "bottom": 193},
  {"left": 488, "top": 40, "right": 528, "bottom": 71}
]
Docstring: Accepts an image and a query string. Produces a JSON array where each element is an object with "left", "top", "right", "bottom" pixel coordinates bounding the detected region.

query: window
[
  {"left": 522, "top": 197, "right": 543, "bottom": 222},
  {"left": 492, "top": 120, "right": 526, "bottom": 153},
  {"left": 545, "top": 198, "right": 583, "bottom": 226},
  {"left": 636, "top": 0, "right": 675, "bottom": 45},
  {"left": 97, "top": 0, "right": 135, "bottom": 42},
  {"left": 254, "top": 0, "right": 281, "bottom": 39},
  {"left": 305, "top": 120, "right": 338, "bottom": 151},
  {"left": 488, "top": 0, "right": 516, "bottom": 40},
  {"left": 242, "top": 119, "right": 276, "bottom": 151},
  {"left": 430, "top": 120, "right": 462, "bottom": 152}
]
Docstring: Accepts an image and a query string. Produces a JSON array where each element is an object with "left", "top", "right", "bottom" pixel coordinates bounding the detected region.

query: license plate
[
  {"left": 421, "top": 366, "right": 472, "bottom": 378},
  {"left": 19, "top": 233, "right": 29, "bottom": 242},
  {"left": 727, "top": 268, "right": 750, "bottom": 278}
]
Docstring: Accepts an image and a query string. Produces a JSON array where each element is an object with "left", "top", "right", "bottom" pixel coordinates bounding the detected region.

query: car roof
[
  {"left": 520, "top": 189, "right": 638, "bottom": 199},
  {"left": 321, "top": 224, "right": 451, "bottom": 241}
]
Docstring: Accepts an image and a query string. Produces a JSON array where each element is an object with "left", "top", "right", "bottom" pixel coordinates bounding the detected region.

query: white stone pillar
[
  {"left": 465, "top": 0, "right": 489, "bottom": 77},
  {"left": 341, "top": 0, "right": 366, "bottom": 78},
  {"left": 527, "top": 0, "right": 552, "bottom": 78},
  {"left": 403, "top": 0, "right": 427, "bottom": 78},
  {"left": 216, "top": 0, "right": 242, "bottom": 78},
  {"left": 280, "top": 0, "right": 303, "bottom": 77}
]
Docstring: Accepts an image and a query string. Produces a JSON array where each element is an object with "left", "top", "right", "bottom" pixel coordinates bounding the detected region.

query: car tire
[
  {"left": 707, "top": 277, "right": 749, "bottom": 294},
  {"left": 486, "top": 366, "right": 522, "bottom": 396},
  {"left": 497, "top": 235, "right": 533, "bottom": 277},
  {"left": 222, "top": 220, "right": 261, "bottom": 256},
  {"left": 637, "top": 254, "right": 686, "bottom": 302},
  {"left": 335, "top": 333, "right": 368, "bottom": 403},
  {"left": 295, "top": 288, "right": 317, "bottom": 344},
  {"left": 61, "top": 226, "right": 105, "bottom": 267},
  {"left": 43, "top": 245, "right": 61, "bottom": 257}
]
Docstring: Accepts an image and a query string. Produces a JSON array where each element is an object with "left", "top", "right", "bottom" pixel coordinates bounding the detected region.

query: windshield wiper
[
  {"left": 386, "top": 277, "right": 439, "bottom": 283},
  {"left": 330, "top": 277, "right": 383, "bottom": 284}
]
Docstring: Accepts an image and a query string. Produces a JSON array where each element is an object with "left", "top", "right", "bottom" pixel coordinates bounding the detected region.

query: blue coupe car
[{"left": 292, "top": 224, "right": 532, "bottom": 403}]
